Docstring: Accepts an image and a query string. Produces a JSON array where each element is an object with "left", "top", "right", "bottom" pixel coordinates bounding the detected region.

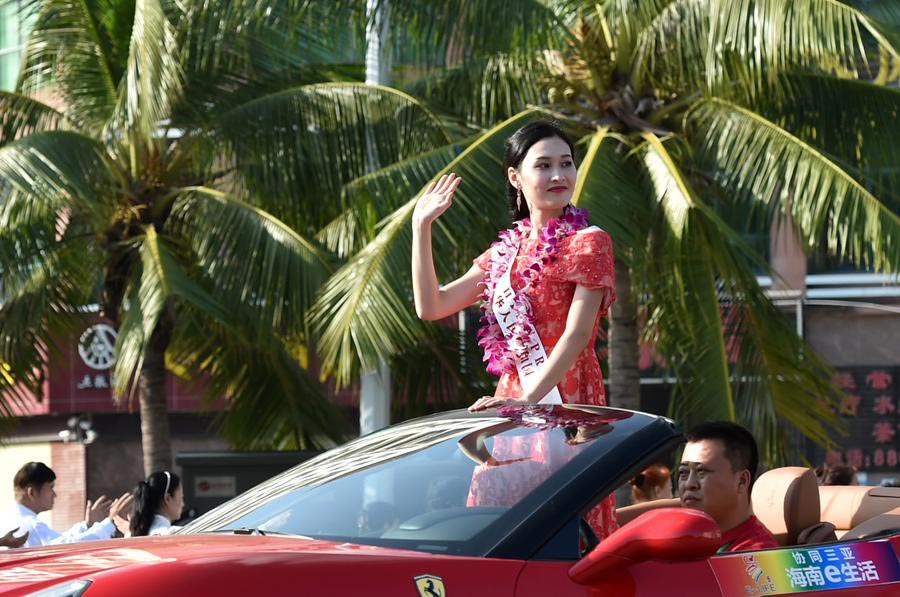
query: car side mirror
[{"left": 569, "top": 507, "right": 721, "bottom": 585}]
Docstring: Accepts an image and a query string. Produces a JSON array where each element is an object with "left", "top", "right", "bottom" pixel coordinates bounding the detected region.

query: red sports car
[{"left": 0, "top": 405, "right": 897, "bottom": 596}]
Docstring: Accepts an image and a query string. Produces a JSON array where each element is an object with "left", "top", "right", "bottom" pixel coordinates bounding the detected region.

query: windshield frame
[{"left": 179, "top": 406, "right": 681, "bottom": 558}]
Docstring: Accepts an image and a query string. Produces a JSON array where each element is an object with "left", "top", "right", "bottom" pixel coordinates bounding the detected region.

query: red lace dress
[{"left": 468, "top": 227, "right": 619, "bottom": 539}]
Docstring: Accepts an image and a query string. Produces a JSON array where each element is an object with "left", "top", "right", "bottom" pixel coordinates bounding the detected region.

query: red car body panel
[
  {"left": 1, "top": 534, "right": 897, "bottom": 596},
  {"left": 0, "top": 535, "right": 524, "bottom": 596}
]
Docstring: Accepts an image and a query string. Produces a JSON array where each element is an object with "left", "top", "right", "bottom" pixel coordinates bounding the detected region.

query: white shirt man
[{"left": 0, "top": 462, "right": 132, "bottom": 549}]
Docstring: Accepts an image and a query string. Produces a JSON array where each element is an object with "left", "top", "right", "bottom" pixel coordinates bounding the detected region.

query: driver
[{"left": 678, "top": 422, "right": 778, "bottom": 552}]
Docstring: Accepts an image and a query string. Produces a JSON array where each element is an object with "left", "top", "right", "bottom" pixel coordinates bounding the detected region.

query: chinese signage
[
  {"left": 711, "top": 541, "right": 900, "bottom": 595},
  {"left": 822, "top": 367, "right": 899, "bottom": 472}
]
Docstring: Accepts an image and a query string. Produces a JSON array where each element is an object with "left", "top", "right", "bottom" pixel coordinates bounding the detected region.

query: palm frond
[
  {"left": 624, "top": 0, "right": 709, "bottom": 92},
  {"left": 688, "top": 97, "right": 900, "bottom": 273},
  {"left": 112, "top": 225, "right": 231, "bottom": 400},
  {"left": 175, "top": 0, "right": 360, "bottom": 120},
  {"left": 169, "top": 304, "right": 346, "bottom": 450},
  {"left": 108, "top": 0, "right": 183, "bottom": 143},
  {"left": 708, "top": 0, "right": 899, "bottom": 87},
  {"left": 217, "top": 83, "right": 451, "bottom": 231},
  {"left": 570, "top": 128, "right": 656, "bottom": 265},
  {"left": 0, "top": 235, "right": 98, "bottom": 405},
  {"left": 168, "top": 187, "right": 335, "bottom": 333},
  {"left": 0, "top": 92, "right": 73, "bottom": 146},
  {"left": 633, "top": 134, "right": 840, "bottom": 462},
  {"left": 0, "top": 131, "right": 116, "bottom": 212},
  {"left": 636, "top": 133, "right": 735, "bottom": 422},
  {"left": 310, "top": 109, "right": 540, "bottom": 386},
  {"left": 410, "top": 53, "right": 547, "bottom": 128},
  {"left": 320, "top": 143, "right": 463, "bottom": 259},
  {"left": 757, "top": 73, "right": 900, "bottom": 200},
  {"left": 18, "top": 0, "right": 129, "bottom": 128},
  {"left": 387, "top": 0, "right": 570, "bottom": 65},
  {"left": 390, "top": 324, "right": 494, "bottom": 421}
]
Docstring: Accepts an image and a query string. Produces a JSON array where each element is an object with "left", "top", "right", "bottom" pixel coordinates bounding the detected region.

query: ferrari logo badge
[{"left": 414, "top": 574, "right": 446, "bottom": 597}]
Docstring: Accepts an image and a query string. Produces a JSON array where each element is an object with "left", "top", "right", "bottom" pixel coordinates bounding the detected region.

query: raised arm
[{"left": 412, "top": 173, "right": 484, "bottom": 320}]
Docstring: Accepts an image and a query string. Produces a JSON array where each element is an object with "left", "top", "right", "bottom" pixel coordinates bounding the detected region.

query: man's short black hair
[
  {"left": 14, "top": 462, "right": 56, "bottom": 492},
  {"left": 684, "top": 421, "right": 759, "bottom": 486}
]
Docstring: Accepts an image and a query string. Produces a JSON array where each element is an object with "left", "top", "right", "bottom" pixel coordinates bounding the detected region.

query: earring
[{"left": 516, "top": 186, "right": 522, "bottom": 212}]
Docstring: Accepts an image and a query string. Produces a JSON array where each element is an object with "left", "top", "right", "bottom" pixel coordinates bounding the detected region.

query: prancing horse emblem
[{"left": 414, "top": 574, "right": 445, "bottom": 597}]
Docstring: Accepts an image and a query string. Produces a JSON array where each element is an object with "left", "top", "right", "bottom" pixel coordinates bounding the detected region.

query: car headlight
[{"left": 27, "top": 579, "right": 92, "bottom": 597}]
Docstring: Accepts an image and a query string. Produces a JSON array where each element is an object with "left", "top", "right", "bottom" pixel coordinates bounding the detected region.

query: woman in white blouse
[{"left": 129, "top": 471, "right": 184, "bottom": 536}]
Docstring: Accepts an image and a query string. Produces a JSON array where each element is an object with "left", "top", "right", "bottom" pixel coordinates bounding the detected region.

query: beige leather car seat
[{"left": 819, "top": 485, "right": 900, "bottom": 538}]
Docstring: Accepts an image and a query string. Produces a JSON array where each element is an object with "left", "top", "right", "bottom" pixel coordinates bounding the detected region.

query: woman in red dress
[{"left": 411, "top": 121, "right": 617, "bottom": 538}]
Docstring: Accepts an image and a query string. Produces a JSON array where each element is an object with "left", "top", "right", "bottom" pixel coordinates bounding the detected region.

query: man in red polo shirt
[{"left": 678, "top": 422, "right": 778, "bottom": 552}]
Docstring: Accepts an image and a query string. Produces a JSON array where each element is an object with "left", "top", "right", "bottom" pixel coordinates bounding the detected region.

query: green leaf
[
  {"left": 109, "top": 0, "right": 184, "bottom": 144},
  {"left": 0, "top": 235, "right": 98, "bottom": 403},
  {"left": 169, "top": 304, "right": 345, "bottom": 450},
  {"left": 18, "top": 0, "right": 128, "bottom": 128},
  {"left": 217, "top": 83, "right": 451, "bottom": 231},
  {"left": 0, "top": 131, "right": 115, "bottom": 210},
  {"left": 570, "top": 128, "right": 656, "bottom": 265},
  {"left": 688, "top": 97, "right": 900, "bottom": 272},
  {"left": 169, "top": 187, "right": 335, "bottom": 333},
  {"left": 636, "top": 134, "right": 735, "bottom": 422},
  {"left": 707, "top": 0, "right": 899, "bottom": 86},
  {"left": 0, "top": 92, "right": 73, "bottom": 147},
  {"left": 410, "top": 53, "right": 548, "bottom": 128},
  {"left": 320, "top": 143, "right": 464, "bottom": 259},
  {"left": 757, "top": 74, "right": 900, "bottom": 199},
  {"left": 387, "top": 0, "right": 570, "bottom": 65}
]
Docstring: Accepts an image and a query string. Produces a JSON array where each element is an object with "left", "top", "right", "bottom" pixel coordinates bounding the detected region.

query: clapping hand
[
  {"left": 108, "top": 492, "right": 134, "bottom": 521},
  {"left": 413, "top": 173, "right": 462, "bottom": 227},
  {"left": 0, "top": 527, "right": 28, "bottom": 548},
  {"left": 85, "top": 495, "right": 111, "bottom": 525}
]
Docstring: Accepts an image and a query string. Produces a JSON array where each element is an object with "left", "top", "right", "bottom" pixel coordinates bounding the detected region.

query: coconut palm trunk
[
  {"left": 609, "top": 260, "right": 641, "bottom": 411},
  {"left": 138, "top": 306, "right": 174, "bottom": 476}
]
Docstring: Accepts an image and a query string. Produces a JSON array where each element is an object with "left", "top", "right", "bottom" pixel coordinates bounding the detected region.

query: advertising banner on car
[{"left": 711, "top": 541, "right": 900, "bottom": 595}]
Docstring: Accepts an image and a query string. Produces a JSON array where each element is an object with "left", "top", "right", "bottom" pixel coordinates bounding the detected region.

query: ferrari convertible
[{"left": 0, "top": 405, "right": 897, "bottom": 596}]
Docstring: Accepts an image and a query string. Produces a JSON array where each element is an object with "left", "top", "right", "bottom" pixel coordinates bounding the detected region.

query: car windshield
[{"left": 181, "top": 405, "right": 634, "bottom": 555}]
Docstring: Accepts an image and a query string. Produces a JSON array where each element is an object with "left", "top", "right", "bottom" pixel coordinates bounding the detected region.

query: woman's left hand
[{"left": 468, "top": 396, "right": 527, "bottom": 412}]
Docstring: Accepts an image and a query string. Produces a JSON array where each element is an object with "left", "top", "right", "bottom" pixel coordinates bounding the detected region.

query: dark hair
[
  {"left": 14, "top": 462, "right": 55, "bottom": 495},
  {"left": 822, "top": 464, "right": 857, "bottom": 486},
  {"left": 359, "top": 501, "right": 398, "bottom": 533},
  {"left": 685, "top": 421, "right": 760, "bottom": 487},
  {"left": 130, "top": 471, "right": 181, "bottom": 537},
  {"left": 503, "top": 120, "right": 576, "bottom": 221},
  {"left": 630, "top": 464, "right": 671, "bottom": 502}
]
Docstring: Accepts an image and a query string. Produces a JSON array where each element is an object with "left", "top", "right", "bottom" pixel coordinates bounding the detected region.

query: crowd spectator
[
  {"left": 629, "top": 465, "right": 673, "bottom": 504},
  {"left": 1, "top": 462, "right": 131, "bottom": 548},
  {"left": 816, "top": 464, "right": 859, "bottom": 486},
  {"left": 129, "top": 471, "right": 184, "bottom": 537}
]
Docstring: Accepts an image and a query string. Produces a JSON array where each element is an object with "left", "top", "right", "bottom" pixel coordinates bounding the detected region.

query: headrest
[{"left": 751, "top": 467, "right": 820, "bottom": 545}]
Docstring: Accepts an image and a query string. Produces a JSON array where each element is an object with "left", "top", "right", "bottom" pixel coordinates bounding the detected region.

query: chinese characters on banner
[
  {"left": 711, "top": 541, "right": 900, "bottom": 596},
  {"left": 822, "top": 367, "right": 899, "bottom": 473}
]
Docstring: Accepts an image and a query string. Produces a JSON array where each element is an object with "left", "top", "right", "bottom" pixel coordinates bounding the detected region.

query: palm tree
[
  {"left": 0, "top": 0, "right": 452, "bottom": 474},
  {"left": 310, "top": 0, "right": 900, "bottom": 464}
]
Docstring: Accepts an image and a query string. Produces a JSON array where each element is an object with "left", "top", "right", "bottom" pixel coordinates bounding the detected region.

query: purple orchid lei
[{"left": 477, "top": 205, "right": 590, "bottom": 376}]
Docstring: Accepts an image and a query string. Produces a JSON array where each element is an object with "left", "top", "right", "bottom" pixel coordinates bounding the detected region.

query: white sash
[{"left": 490, "top": 242, "right": 562, "bottom": 404}]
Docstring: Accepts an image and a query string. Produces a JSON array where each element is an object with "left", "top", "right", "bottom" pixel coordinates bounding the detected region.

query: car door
[{"left": 514, "top": 558, "right": 723, "bottom": 597}]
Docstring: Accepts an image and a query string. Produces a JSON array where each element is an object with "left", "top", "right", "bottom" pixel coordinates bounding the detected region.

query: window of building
[{"left": 0, "top": 1, "right": 28, "bottom": 91}]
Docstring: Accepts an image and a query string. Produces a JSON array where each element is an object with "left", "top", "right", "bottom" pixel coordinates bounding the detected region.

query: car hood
[{"left": 0, "top": 534, "right": 440, "bottom": 594}]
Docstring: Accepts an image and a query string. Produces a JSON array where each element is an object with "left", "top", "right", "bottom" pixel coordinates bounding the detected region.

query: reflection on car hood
[{"left": 0, "top": 535, "right": 437, "bottom": 594}]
